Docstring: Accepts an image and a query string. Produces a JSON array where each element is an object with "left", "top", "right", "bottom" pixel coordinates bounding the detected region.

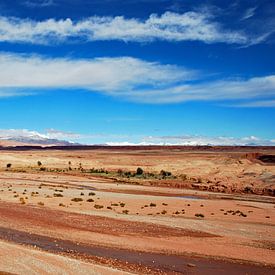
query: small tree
[{"left": 136, "top": 167, "right": 143, "bottom": 175}]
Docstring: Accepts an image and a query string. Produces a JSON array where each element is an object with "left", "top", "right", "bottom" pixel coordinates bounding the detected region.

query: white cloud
[
  {"left": 0, "top": 52, "right": 194, "bottom": 94},
  {"left": 139, "top": 135, "right": 275, "bottom": 146},
  {"left": 0, "top": 53, "right": 275, "bottom": 106},
  {"left": 106, "top": 135, "right": 275, "bottom": 146},
  {"left": 0, "top": 11, "right": 254, "bottom": 45}
]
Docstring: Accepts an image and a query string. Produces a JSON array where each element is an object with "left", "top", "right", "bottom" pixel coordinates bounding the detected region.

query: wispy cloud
[
  {"left": 241, "top": 6, "right": 257, "bottom": 21},
  {"left": 45, "top": 128, "right": 81, "bottom": 139},
  {"left": 0, "top": 53, "right": 275, "bottom": 106},
  {"left": 229, "top": 99, "right": 275, "bottom": 108},
  {"left": 23, "top": 0, "right": 56, "bottom": 8},
  {"left": 0, "top": 11, "right": 260, "bottom": 45}
]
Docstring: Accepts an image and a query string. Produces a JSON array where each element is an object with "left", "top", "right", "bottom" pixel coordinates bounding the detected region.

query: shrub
[
  {"left": 37, "top": 161, "right": 42, "bottom": 166},
  {"left": 120, "top": 202, "right": 125, "bottom": 207},
  {"left": 195, "top": 213, "right": 205, "bottom": 218},
  {"left": 122, "top": 210, "right": 129, "bottom": 214},
  {"left": 94, "top": 204, "right": 103, "bottom": 209},
  {"left": 136, "top": 167, "right": 144, "bottom": 175},
  {"left": 89, "top": 192, "right": 96, "bottom": 196},
  {"left": 59, "top": 203, "right": 65, "bottom": 207},
  {"left": 150, "top": 203, "right": 156, "bottom": 207},
  {"left": 86, "top": 199, "right": 94, "bottom": 202},
  {"left": 161, "top": 210, "right": 167, "bottom": 214},
  {"left": 6, "top": 163, "right": 12, "bottom": 168},
  {"left": 71, "top": 198, "right": 83, "bottom": 202},
  {"left": 37, "top": 201, "right": 44, "bottom": 206},
  {"left": 160, "top": 170, "right": 172, "bottom": 177},
  {"left": 53, "top": 193, "right": 63, "bottom": 197}
]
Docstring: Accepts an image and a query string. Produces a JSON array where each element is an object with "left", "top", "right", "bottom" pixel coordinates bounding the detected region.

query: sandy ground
[{"left": 0, "top": 148, "right": 274, "bottom": 274}]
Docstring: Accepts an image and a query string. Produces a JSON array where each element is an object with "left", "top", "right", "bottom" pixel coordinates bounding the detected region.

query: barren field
[{"left": 0, "top": 147, "right": 274, "bottom": 274}]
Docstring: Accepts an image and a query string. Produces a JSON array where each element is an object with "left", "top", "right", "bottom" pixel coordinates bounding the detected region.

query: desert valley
[{"left": 0, "top": 146, "right": 274, "bottom": 274}]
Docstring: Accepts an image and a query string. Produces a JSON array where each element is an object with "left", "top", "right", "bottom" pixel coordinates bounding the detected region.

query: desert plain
[{"left": 0, "top": 146, "right": 274, "bottom": 274}]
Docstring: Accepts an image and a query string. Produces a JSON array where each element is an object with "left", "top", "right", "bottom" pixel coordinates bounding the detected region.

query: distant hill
[{"left": 0, "top": 136, "right": 73, "bottom": 147}]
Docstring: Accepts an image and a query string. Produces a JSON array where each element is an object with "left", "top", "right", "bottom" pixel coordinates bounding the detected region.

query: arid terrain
[{"left": 0, "top": 146, "right": 274, "bottom": 274}]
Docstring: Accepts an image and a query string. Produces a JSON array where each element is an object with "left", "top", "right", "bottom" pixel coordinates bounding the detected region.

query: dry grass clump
[
  {"left": 71, "top": 198, "right": 83, "bottom": 202},
  {"left": 19, "top": 197, "right": 26, "bottom": 204}
]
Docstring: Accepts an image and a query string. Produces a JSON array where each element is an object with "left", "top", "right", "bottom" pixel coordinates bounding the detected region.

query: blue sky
[{"left": 0, "top": 0, "right": 274, "bottom": 145}]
